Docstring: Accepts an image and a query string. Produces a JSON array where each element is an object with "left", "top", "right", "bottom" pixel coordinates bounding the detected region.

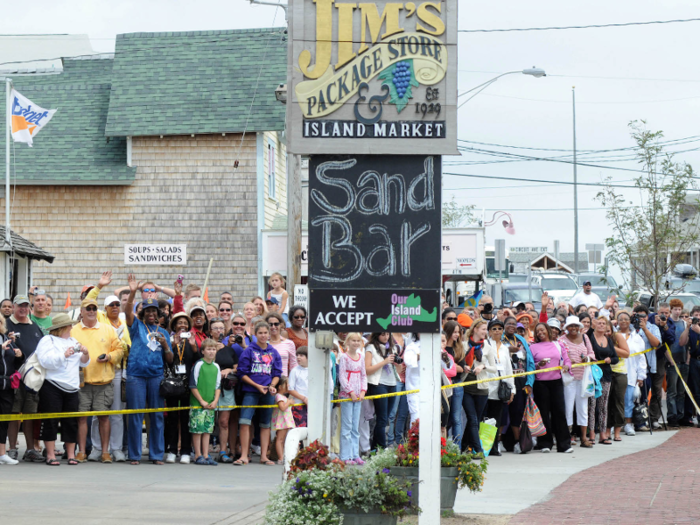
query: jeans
[
  {"left": 461, "top": 391, "right": 488, "bottom": 453},
  {"left": 368, "top": 383, "right": 396, "bottom": 449},
  {"left": 392, "top": 382, "right": 410, "bottom": 444},
  {"left": 387, "top": 381, "right": 403, "bottom": 445},
  {"left": 666, "top": 362, "right": 689, "bottom": 422},
  {"left": 239, "top": 391, "right": 274, "bottom": 428},
  {"left": 448, "top": 386, "right": 464, "bottom": 447},
  {"left": 340, "top": 398, "right": 362, "bottom": 461},
  {"left": 624, "top": 384, "right": 636, "bottom": 419},
  {"left": 126, "top": 375, "right": 165, "bottom": 462}
]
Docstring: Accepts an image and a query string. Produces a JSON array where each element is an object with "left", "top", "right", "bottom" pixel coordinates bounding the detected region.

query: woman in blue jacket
[{"left": 235, "top": 320, "right": 282, "bottom": 466}]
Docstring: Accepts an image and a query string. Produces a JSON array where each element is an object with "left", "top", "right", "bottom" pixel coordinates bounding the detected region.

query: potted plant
[
  {"left": 265, "top": 441, "right": 418, "bottom": 525},
  {"left": 367, "top": 420, "right": 488, "bottom": 511}
]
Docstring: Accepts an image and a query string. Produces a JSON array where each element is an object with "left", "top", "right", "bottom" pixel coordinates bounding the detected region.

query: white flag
[{"left": 10, "top": 89, "right": 56, "bottom": 147}]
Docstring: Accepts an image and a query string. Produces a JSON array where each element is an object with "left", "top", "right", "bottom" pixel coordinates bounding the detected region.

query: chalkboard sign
[{"left": 308, "top": 155, "right": 441, "bottom": 332}]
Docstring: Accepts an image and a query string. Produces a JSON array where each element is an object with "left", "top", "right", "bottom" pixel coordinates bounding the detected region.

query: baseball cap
[
  {"left": 104, "top": 295, "right": 121, "bottom": 307},
  {"left": 457, "top": 313, "right": 473, "bottom": 329},
  {"left": 13, "top": 295, "right": 30, "bottom": 305},
  {"left": 266, "top": 297, "right": 280, "bottom": 305},
  {"left": 81, "top": 284, "right": 95, "bottom": 295},
  {"left": 81, "top": 298, "right": 98, "bottom": 308},
  {"left": 583, "top": 280, "right": 592, "bottom": 286},
  {"left": 141, "top": 298, "right": 159, "bottom": 310}
]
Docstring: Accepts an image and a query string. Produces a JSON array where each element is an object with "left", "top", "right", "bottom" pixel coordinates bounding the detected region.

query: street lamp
[
  {"left": 484, "top": 211, "right": 516, "bottom": 235},
  {"left": 458, "top": 67, "right": 546, "bottom": 109}
]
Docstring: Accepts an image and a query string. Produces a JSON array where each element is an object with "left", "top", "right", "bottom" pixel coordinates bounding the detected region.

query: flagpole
[{"left": 5, "top": 78, "right": 10, "bottom": 248}]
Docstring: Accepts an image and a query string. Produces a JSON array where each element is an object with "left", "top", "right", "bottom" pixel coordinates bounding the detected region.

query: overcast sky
[{"left": 3, "top": 0, "right": 700, "bottom": 285}]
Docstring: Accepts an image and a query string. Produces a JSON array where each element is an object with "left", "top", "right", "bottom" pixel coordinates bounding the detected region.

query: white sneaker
[
  {"left": 88, "top": 448, "right": 102, "bottom": 462},
  {"left": 113, "top": 450, "right": 126, "bottom": 462},
  {"left": 142, "top": 447, "right": 149, "bottom": 456},
  {"left": 180, "top": 454, "right": 191, "bottom": 464},
  {"left": 165, "top": 453, "right": 177, "bottom": 464},
  {"left": 498, "top": 442, "right": 506, "bottom": 454},
  {"left": 652, "top": 422, "right": 662, "bottom": 430},
  {"left": 251, "top": 445, "right": 261, "bottom": 456},
  {"left": 0, "top": 454, "right": 19, "bottom": 465},
  {"left": 624, "top": 424, "right": 636, "bottom": 436},
  {"left": 563, "top": 448, "right": 574, "bottom": 454},
  {"left": 540, "top": 448, "right": 551, "bottom": 453}
]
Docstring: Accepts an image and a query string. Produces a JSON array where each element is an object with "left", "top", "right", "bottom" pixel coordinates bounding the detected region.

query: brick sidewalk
[{"left": 510, "top": 429, "right": 700, "bottom": 525}]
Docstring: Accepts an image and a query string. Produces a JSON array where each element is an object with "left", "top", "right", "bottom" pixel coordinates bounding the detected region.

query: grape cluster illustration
[{"left": 392, "top": 61, "right": 412, "bottom": 99}]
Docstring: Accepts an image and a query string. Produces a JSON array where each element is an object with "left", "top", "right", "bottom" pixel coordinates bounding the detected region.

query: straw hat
[{"left": 48, "top": 313, "right": 79, "bottom": 332}]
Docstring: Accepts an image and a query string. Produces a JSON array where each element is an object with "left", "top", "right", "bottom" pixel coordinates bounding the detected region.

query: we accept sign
[{"left": 287, "top": 0, "right": 458, "bottom": 155}]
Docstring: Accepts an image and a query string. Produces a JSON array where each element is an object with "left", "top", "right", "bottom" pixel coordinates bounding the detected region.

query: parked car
[
  {"left": 497, "top": 283, "right": 544, "bottom": 311},
  {"left": 662, "top": 277, "right": 700, "bottom": 297},
  {"left": 575, "top": 273, "right": 620, "bottom": 290},
  {"left": 529, "top": 272, "right": 579, "bottom": 305},
  {"left": 631, "top": 290, "right": 700, "bottom": 312}
]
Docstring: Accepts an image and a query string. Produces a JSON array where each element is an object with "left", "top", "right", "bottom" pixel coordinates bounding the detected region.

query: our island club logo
[
  {"left": 296, "top": 1, "right": 447, "bottom": 129},
  {"left": 377, "top": 293, "right": 437, "bottom": 329}
]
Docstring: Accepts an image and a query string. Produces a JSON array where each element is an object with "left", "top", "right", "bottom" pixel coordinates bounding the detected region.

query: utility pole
[
  {"left": 287, "top": 153, "right": 302, "bottom": 291},
  {"left": 572, "top": 87, "right": 579, "bottom": 274}
]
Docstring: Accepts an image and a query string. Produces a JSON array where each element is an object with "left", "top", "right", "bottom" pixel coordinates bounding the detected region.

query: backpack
[{"left": 18, "top": 351, "right": 46, "bottom": 394}]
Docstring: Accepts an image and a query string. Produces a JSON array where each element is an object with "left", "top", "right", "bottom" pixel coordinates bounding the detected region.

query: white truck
[{"left": 442, "top": 227, "right": 486, "bottom": 307}]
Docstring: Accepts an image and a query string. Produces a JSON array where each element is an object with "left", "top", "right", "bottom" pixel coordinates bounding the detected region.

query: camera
[
  {"left": 693, "top": 317, "right": 699, "bottom": 326},
  {"left": 658, "top": 315, "right": 667, "bottom": 323},
  {"left": 232, "top": 335, "right": 244, "bottom": 345},
  {"left": 482, "top": 303, "right": 493, "bottom": 314},
  {"left": 180, "top": 331, "right": 191, "bottom": 339},
  {"left": 631, "top": 314, "right": 640, "bottom": 331},
  {"left": 98, "top": 354, "right": 107, "bottom": 360},
  {"left": 390, "top": 344, "right": 403, "bottom": 365}
]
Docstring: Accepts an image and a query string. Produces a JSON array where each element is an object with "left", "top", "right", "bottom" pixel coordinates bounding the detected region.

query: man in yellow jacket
[
  {"left": 85, "top": 271, "right": 132, "bottom": 462},
  {"left": 72, "top": 297, "right": 123, "bottom": 463}
]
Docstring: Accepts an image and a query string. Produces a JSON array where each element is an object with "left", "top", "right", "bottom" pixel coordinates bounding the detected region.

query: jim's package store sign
[{"left": 124, "top": 244, "right": 187, "bottom": 265}]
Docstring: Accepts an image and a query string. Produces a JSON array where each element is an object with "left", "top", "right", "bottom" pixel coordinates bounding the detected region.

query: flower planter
[
  {"left": 340, "top": 508, "right": 397, "bottom": 525},
  {"left": 389, "top": 466, "right": 459, "bottom": 511}
]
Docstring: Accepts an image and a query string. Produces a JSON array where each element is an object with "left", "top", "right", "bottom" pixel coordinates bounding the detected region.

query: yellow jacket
[
  {"left": 71, "top": 321, "right": 124, "bottom": 385},
  {"left": 87, "top": 286, "right": 131, "bottom": 368}
]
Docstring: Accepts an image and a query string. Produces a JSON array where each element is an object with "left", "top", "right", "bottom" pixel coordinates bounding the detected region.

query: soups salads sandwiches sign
[{"left": 287, "top": 0, "right": 458, "bottom": 155}]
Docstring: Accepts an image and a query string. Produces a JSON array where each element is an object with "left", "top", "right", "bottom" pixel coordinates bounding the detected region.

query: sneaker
[
  {"left": 354, "top": 457, "right": 365, "bottom": 465},
  {"left": 113, "top": 450, "right": 126, "bottom": 463},
  {"left": 88, "top": 448, "right": 102, "bottom": 462},
  {"left": 513, "top": 443, "right": 522, "bottom": 455},
  {"left": 652, "top": 422, "right": 662, "bottom": 430},
  {"left": 180, "top": 454, "right": 191, "bottom": 465},
  {"left": 207, "top": 455, "right": 218, "bottom": 466},
  {"left": 563, "top": 448, "right": 574, "bottom": 454},
  {"left": 7, "top": 449, "right": 18, "bottom": 460},
  {"left": 344, "top": 459, "right": 357, "bottom": 465},
  {"left": 0, "top": 454, "right": 19, "bottom": 465},
  {"left": 165, "top": 453, "right": 177, "bottom": 464},
  {"left": 24, "top": 449, "right": 44, "bottom": 462},
  {"left": 624, "top": 424, "right": 636, "bottom": 436},
  {"left": 540, "top": 448, "right": 551, "bottom": 453},
  {"left": 75, "top": 452, "right": 88, "bottom": 463},
  {"left": 251, "top": 445, "right": 261, "bottom": 456},
  {"left": 142, "top": 447, "right": 149, "bottom": 456},
  {"left": 637, "top": 425, "right": 650, "bottom": 432},
  {"left": 101, "top": 453, "right": 113, "bottom": 464},
  {"left": 498, "top": 442, "right": 506, "bottom": 454},
  {"left": 219, "top": 452, "right": 233, "bottom": 463},
  {"left": 195, "top": 456, "right": 208, "bottom": 465}
]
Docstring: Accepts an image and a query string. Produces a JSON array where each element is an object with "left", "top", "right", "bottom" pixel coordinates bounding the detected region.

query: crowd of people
[{"left": 0, "top": 273, "right": 697, "bottom": 467}]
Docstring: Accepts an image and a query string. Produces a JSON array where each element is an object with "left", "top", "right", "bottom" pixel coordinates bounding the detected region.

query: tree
[
  {"left": 442, "top": 195, "right": 476, "bottom": 228},
  {"left": 596, "top": 121, "right": 700, "bottom": 302}
]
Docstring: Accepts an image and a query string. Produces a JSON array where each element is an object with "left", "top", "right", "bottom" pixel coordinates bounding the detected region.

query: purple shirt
[
  {"left": 237, "top": 341, "right": 283, "bottom": 393},
  {"left": 530, "top": 341, "right": 572, "bottom": 381}
]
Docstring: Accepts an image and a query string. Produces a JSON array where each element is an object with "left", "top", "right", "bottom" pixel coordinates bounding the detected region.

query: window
[{"left": 268, "top": 142, "right": 276, "bottom": 200}]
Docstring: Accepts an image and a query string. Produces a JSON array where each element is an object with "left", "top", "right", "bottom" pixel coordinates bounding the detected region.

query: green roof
[
  {"left": 105, "top": 27, "right": 287, "bottom": 137},
  {"left": 1, "top": 57, "right": 136, "bottom": 185}
]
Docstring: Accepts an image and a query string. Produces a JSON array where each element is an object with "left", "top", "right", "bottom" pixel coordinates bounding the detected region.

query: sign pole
[
  {"left": 418, "top": 332, "right": 442, "bottom": 522},
  {"left": 5, "top": 78, "right": 11, "bottom": 248}
]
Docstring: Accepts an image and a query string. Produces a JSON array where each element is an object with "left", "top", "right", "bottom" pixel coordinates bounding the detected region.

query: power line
[
  {"left": 459, "top": 17, "right": 700, "bottom": 33},
  {"left": 476, "top": 92, "right": 700, "bottom": 105},
  {"left": 458, "top": 70, "right": 700, "bottom": 83},
  {"left": 456, "top": 136, "right": 700, "bottom": 154}
]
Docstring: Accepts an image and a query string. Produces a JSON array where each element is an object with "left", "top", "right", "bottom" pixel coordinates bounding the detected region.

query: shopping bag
[
  {"left": 479, "top": 420, "right": 498, "bottom": 457},
  {"left": 525, "top": 395, "right": 547, "bottom": 437},
  {"left": 581, "top": 364, "right": 595, "bottom": 398},
  {"left": 519, "top": 418, "right": 533, "bottom": 453}
]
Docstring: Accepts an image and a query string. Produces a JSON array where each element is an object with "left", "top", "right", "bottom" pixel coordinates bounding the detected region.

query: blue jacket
[
  {"left": 515, "top": 334, "right": 537, "bottom": 389},
  {"left": 237, "top": 341, "right": 283, "bottom": 393},
  {"left": 650, "top": 313, "right": 676, "bottom": 364},
  {"left": 127, "top": 318, "right": 171, "bottom": 378},
  {"left": 689, "top": 328, "right": 700, "bottom": 359}
]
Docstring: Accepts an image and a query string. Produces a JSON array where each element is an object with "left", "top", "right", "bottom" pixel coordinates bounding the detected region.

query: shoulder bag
[{"left": 159, "top": 365, "right": 188, "bottom": 398}]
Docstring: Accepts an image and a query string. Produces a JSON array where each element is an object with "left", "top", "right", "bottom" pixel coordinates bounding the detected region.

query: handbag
[
  {"left": 581, "top": 362, "right": 595, "bottom": 398},
  {"left": 159, "top": 367, "right": 188, "bottom": 398},
  {"left": 222, "top": 373, "right": 238, "bottom": 391},
  {"left": 498, "top": 380, "right": 512, "bottom": 402},
  {"left": 525, "top": 395, "right": 547, "bottom": 437},
  {"left": 519, "top": 418, "right": 533, "bottom": 453},
  {"left": 18, "top": 351, "right": 46, "bottom": 394}
]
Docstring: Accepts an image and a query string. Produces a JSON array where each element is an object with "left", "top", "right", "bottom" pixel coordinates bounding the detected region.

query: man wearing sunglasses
[
  {"left": 71, "top": 298, "right": 124, "bottom": 463},
  {"left": 84, "top": 271, "right": 132, "bottom": 461}
]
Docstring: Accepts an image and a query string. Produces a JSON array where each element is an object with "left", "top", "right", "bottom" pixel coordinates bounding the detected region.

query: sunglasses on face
[
  {"left": 232, "top": 322, "right": 246, "bottom": 326},
  {"left": 269, "top": 322, "right": 281, "bottom": 327},
  {"left": 107, "top": 303, "right": 120, "bottom": 308},
  {"left": 219, "top": 308, "right": 232, "bottom": 312},
  {"left": 445, "top": 316, "right": 457, "bottom": 321},
  {"left": 85, "top": 306, "right": 97, "bottom": 312},
  {"left": 142, "top": 288, "right": 156, "bottom": 293},
  {"left": 294, "top": 315, "right": 306, "bottom": 320}
]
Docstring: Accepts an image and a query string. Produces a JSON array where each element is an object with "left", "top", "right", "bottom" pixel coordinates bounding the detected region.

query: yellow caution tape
[
  {"left": 0, "top": 347, "right": 656, "bottom": 421},
  {"left": 665, "top": 344, "right": 700, "bottom": 414}
]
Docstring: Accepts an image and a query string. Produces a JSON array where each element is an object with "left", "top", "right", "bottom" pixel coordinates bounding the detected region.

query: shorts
[
  {"left": 217, "top": 388, "right": 236, "bottom": 412},
  {"left": 292, "top": 405, "right": 308, "bottom": 427},
  {"left": 79, "top": 383, "right": 114, "bottom": 412},
  {"left": 189, "top": 408, "right": 215, "bottom": 434},
  {"left": 12, "top": 384, "right": 39, "bottom": 414},
  {"left": 239, "top": 391, "right": 274, "bottom": 428}
]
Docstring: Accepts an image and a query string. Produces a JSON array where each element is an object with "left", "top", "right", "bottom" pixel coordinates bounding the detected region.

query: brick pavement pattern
[{"left": 510, "top": 429, "right": 699, "bottom": 525}]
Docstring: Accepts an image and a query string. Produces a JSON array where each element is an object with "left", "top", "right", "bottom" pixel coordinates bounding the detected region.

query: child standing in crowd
[
  {"left": 272, "top": 376, "right": 295, "bottom": 465},
  {"left": 267, "top": 272, "right": 289, "bottom": 324},
  {"left": 338, "top": 333, "right": 367, "bottom": 465},
  {"left": 289, "top": 346, "right": 309, "bottom": 427},
  {"left": 189, "top": 339, "right": 221, "bottom": 466}
]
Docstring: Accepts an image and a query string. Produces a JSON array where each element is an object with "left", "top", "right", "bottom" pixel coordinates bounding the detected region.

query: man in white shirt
[{"left": 568, "top": 281, "right": 603, "bottom": 313}]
